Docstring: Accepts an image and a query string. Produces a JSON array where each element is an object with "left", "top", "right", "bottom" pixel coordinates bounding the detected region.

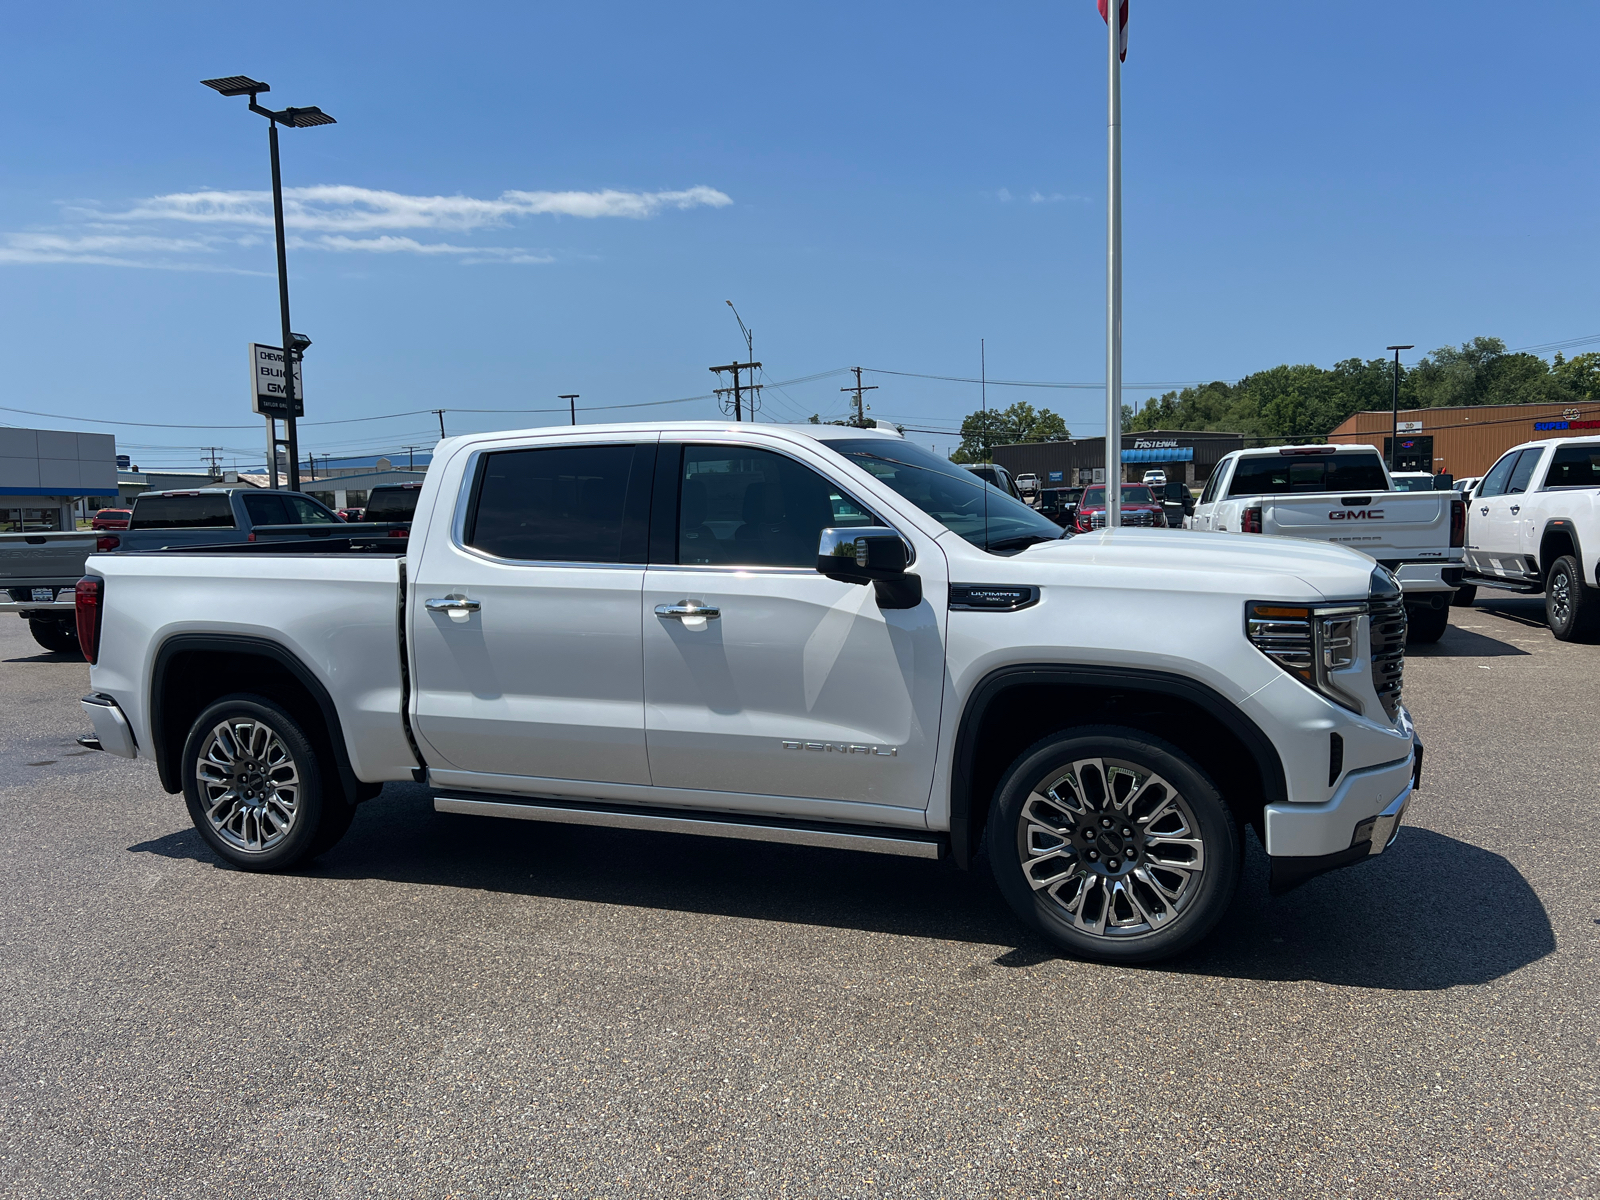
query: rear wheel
[
  {"left": 181, "top": 694, "right": 353, "bottom": 870},
  {"left": 1545, "top": 555, "right": 1600, "bottom": 642},
  {"left": 1405, "top": 602, "right": 1450, "bottom": 644},
  {"left": 987, "top": 726, "right": 1240, "bottom": 964},
  {"left": 1451, "top": 584, "right": 1477, "bottom": 608},
  {"left": 28, "top": 617, "right": 80, "bottom": 656}
]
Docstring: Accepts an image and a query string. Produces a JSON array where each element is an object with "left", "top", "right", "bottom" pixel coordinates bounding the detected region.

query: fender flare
[
  {"left": 1538, "top": 519, "right": 1583, "bottom": 583},
  {"left": 150, "top": 632, "right": 364, "bottom": 803},
  {"left": 948, "top": 664, "right": 1289, "bottom": 868}
]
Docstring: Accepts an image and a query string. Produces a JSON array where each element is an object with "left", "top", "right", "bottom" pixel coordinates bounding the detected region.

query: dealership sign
[
  {"left": 1535, "top": 418, "right": 1600, "bottom": 431},
  {"left": 249, "top": 343, "right": 305, "bottom": 418}
]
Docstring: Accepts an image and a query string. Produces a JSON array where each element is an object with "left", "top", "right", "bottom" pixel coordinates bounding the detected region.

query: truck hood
[{"left": 1005, "top": 528, "right": 1379, "bottom": 602}]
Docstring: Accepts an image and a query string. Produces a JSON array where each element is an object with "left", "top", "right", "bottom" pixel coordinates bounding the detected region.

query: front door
[
  {"left": 409, "top": 438, "right": 656, "bottom": 787},
  {"left": 642, "top": 441, "right": 948, "bottom": 813},
  {"left": 1471, "top": 449, "right": 1536, "bottom": 580}
]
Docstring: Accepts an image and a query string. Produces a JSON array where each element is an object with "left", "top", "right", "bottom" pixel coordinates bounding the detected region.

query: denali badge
[{"left": 781, "top": 740, "right": 897, "bottom": 756}]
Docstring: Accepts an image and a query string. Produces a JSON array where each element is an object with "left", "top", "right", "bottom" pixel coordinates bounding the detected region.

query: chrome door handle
[
  {"left": 655, "top": 601, "right": 720, "bottom": 620},
  {"left": 425, "top": 596, "right": 481, "bottom": 613},
  {"left": 1509, "top": 505, "right": 1520, "bottom": 514}
]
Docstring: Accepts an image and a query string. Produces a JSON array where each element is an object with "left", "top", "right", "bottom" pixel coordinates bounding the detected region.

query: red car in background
[
  {"left": 91, "top": 508, "right": 132, "bottom": 530},
  {"left": 1073, "top": 484, "right": 1167, "bottom": 531},
  {"left": 336, "top": 508, "right": 365, "bottom": 522}
]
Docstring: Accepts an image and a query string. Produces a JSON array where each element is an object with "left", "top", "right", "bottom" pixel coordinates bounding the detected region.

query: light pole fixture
[
  {"left": 1386, "top": 345, "right": 1414, "bottom": 472},
  {"left": 560, "top": 394, "right": 580, "bottom": 426},
  {"left": 202, "top": 75, "right": 336, "bottom": 492}
]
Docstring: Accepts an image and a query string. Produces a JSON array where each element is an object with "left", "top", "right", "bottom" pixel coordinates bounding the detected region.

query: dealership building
[
  {"left": 990, "top": 430, "right": 1247, "bottom": 487},
  {"left": 0, "top": 427, "right": 119, "bottom": 532},
  {"left": 1327, "top": 400, "right": 1600, "bottom": 478}
]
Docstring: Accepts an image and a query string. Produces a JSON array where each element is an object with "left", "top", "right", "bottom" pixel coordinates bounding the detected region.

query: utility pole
[
  {"left": 1102, "top": 0, "right": 1127, "bottom": 528},
  {"left": 841, "top": 367, "right": 878, "bottom": 428},
  {"left": 710, "top": 361, "right": 761, "bottom": 421},
  {"left": 560, "top": 394, "right": 580, "bottom": 426},
  {"left": 402, "top": 445, "right": 420, "bottom": 472},
  {"left": 1386, "top": 345, "right": 1414, "bottom": 472},
  {"left": 432, "top": 410, "right": 447, "bottom": 439},
  {"left": 203, "top": 447, "right": 223, "bottom": 477}
]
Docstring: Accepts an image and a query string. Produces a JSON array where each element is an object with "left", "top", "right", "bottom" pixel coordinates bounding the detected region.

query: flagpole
[{"left": 1105, "top": 0, "right": 1123, "bottom": 529}]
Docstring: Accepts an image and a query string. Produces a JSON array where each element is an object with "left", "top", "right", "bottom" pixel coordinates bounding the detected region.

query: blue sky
[{"left": 2, "top": 1, "right": 1596, "bottom": 470}]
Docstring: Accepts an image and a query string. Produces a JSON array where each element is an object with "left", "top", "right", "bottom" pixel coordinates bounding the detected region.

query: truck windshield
[
  {"left": 129, "top": 494, "right": 235, "bottom": 529},
  {"left": 1081, "top": 486, "right": 1155, "bottom": 506},
  {"left": 829, "top": 439, "right": 1067, "bottom": 552},
  {"left": 1226, "top": 453, "right": 1390, "bottom": 497}
]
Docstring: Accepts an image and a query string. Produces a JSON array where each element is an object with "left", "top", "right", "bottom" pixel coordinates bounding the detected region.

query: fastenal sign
[{"left": 249, "top": 343, "right": 304, "bottom": 418}]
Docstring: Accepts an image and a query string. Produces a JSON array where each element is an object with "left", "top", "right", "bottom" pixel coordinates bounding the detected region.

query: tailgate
[
  {"left": 0, "top": 532, "right": 97, "bottom": 589},
  {"left": 1264, "top": 493, "right": 1450, "bottom": 556}
]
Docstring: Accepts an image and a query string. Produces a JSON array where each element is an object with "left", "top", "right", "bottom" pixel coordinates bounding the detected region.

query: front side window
[
  {"left": 828, "top": 438, "right": 1065, "bottom": 552},
  {"left": 467, "top": 443, "right": 641, "bottom": 562},
  {"left": 1200, "top": 459, "right": 1229, "bottom": 505},
  {"left": 1506, "top": 449, "right": 1542, "bottom": 495},
  {"left": 677, "top": 446, "right": 873, "bottom": 568},
  {"left": 1477, "top": 450, "right": 1522, "bottom": 498},
  {"left": 1543, "top": 444, "right": 1600, "bottom": 489}
]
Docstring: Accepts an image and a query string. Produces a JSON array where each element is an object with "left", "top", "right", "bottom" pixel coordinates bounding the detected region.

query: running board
[
  {"left": 433, "top": 794, "right": 945, "bottom": 860},
  {"left": 1461, "top": 571, "right": 1541, "bottom": 594}
]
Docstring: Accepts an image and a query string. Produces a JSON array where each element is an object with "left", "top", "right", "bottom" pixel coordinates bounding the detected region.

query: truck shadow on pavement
[
  {"left": 1405, "top": 625, "right": 1529, "bottom": 657},
  {"left": 131, "top": 784, "right": 1552, "bottom": 992}
]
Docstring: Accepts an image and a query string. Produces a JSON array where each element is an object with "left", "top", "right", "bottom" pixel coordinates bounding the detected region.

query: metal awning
[{"left": 1121, "top": 447, "right": 1193, "bottom": 462}]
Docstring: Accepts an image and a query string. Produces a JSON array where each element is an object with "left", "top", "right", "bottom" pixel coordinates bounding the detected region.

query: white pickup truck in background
[
  {"left": 76, "top": 421, "right": 1421, "bottom": 965},
  {"left": 1460, "top": 435, "right": 1600, "bottom": 640},
  {"left": 1188, "top": 444, "right": 1464, "bottom": 643}
]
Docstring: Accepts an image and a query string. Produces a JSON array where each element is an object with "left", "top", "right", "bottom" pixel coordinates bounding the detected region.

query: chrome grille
[
  {"left": 1084, "top": 510, "right": 1155, "bottom": 529},
  {"left": 1368, "top": 594, "right": 1406, "bottom": 722}
]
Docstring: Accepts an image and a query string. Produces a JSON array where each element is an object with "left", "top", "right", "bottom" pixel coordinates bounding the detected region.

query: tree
[{"left": 950, "top": 401, "right": 1070, "bottom": 462}]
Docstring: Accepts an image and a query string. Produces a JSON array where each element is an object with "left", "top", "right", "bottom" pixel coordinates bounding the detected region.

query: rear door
[
  {"left": 409, "top": 436, "right": 657, "bottom": 788},
  {"left": 641, "top": 439, "right": 948, "bottom": 814}
]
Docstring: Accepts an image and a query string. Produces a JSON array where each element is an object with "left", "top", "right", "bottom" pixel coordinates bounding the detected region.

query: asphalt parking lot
[{"left": 1, "top": 599, "right": 1596, "bottom": 1199}]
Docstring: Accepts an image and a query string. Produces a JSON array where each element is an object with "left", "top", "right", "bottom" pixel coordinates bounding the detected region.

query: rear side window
[
  {"left": 1226, "top": 452, "right": 1389, "bottom": 497},
  {"left": 1541, "top": 445, "right": 1600, "bottom": 489},
  {"left": 129, "top": 493, "right": 235, "bottom": 529},
  {"left": 364, "top": 486, "right": 421, "bottom": 523},
  {"left": 1506, "top": 450, "right": 1542, "bottom": 495},
  {"left": 466, "top": 443, "right": 644, "bottom": 563}
]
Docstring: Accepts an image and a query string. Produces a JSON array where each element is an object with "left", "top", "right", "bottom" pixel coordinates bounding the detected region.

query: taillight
[
  {"left": 95, "top": 534, "right": 120, "bottom": 552},
  {"left": 1450, "top": 498, "right": 1465, "bottom": 548},
  {"left": 75, "top": 576, "right": 104, "bottom": 665},
  {"left": 1241, "top": 506, "right": 1263, "bottom": 534},
  {"left": 388, "top": 527, "right": 409, "bottom": 538}
]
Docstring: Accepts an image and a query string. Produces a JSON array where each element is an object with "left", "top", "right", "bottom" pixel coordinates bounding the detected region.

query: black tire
[
  {"left": 1451, "top": 584, "right": 1477, "bottom": 608},
  {"left": 1405, "top": 602, "right": 1450, "bottom": 644},
  {"left": 181, "top": 694, "right": 352, "bottom": 870},
  {"left": 1545, "top": 555, "right": 1600, "bottom": 642},
  {"left": 28, "top": 617, "right": 81, "bottom": 656},
  {"left": 987, "top": 725, "right": 1241, "bottom": 964}
]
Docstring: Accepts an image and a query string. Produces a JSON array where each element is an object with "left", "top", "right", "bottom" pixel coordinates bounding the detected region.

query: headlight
[{"left": 1246, "top": 600, "right": 1367, "bottom": 714}]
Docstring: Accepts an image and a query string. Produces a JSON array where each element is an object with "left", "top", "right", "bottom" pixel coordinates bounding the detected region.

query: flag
[{"left": 1098, "top": 0, "right": 1128, "bottom": 61}]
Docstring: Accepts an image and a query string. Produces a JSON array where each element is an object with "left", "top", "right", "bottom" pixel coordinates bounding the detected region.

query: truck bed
[{"left": 88, "top": 549, "right": 416, "bottom": 784}]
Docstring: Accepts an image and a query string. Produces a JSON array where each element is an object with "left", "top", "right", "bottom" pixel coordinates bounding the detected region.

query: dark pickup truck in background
[{"left": 2, "top": 487, "right": 411, "bottom": 654}]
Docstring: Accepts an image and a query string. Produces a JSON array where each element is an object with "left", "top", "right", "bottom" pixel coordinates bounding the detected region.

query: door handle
[
  {"left": 1509, "top": 505, "right": 1520, "bottom": 514},
  {"left": 655, "top": 601, "right": 720, "bottom": 621},
  {"left": 425, "top": 596, "right": 481, "bottom": 624}
]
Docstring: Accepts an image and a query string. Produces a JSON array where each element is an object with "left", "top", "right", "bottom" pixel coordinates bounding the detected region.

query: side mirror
[
  {"left": 817, "top": 526, "right": 909, "bottom": 584},
  {"left": 1432, "top": 473, "right": 1454, "bottom": 490}
]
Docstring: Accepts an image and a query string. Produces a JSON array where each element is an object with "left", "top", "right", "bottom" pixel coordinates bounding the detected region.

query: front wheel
[
  {"left": 181, "top": 694, "right": 352, "bottom": 870},
  {"left": 987, "top": 726, "right": 1241, "bottom": 964},
  {"left": 1546, "top": 555, "right": 1600, "bottom": 642}
]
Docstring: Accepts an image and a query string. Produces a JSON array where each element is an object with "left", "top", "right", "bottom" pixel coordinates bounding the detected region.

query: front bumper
[{"left": 1265, "top": 732, "right": 1421, "bottom": 894}]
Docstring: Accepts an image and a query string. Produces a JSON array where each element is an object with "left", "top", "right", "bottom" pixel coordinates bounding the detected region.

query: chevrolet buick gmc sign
[{"left": 249, "top": 343, "right": 305, "bottom": 418}]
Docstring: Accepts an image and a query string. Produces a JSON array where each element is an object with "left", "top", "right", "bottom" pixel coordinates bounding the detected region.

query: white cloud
[
  {"left": 106, "top": 184, "right": 733, "bottom": 233},
  {"left": 306, "top": 234, "right": 554, "bottom": 264},
  {"left": 0, "top": 232, "right": 262, "bottom": 271}
]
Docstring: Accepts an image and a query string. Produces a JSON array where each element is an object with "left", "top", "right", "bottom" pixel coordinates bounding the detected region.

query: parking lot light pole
[
  {"left": 1386, "top": 344, "right": 1414, "bottom": 472},
  {"left": 201, "top": 76, "right": 336, "bottom": 492}
]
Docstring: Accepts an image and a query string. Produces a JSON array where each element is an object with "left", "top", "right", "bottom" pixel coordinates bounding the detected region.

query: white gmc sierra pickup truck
[
  {"left": 1188, "top": 444, "right": 1464, "bottom": 643},
  {"left": 1460, "top": 435, "right": 1600, "bottom": 640},
  {"left": 75, "top": 422, "right": 1421, "bottom": 964}
]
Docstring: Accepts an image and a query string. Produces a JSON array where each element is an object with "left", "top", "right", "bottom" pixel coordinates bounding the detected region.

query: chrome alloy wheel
[
  {"left": 1016, "top": 756, "right": 1206, "bottom": 939},
  {"left": 1550, "top": 568, "right": 1572, "bottom": 628},
  {"left": 195, "top": 718, "right": 301, "bottom": 854}
]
